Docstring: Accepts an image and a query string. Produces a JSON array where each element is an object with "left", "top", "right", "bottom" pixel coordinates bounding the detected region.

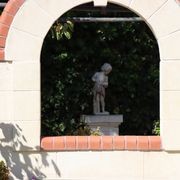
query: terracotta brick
[
  {"left": 0, "top": 48, "right": 4, "bottom": 60},
  {"left": 0, "top": 12, "right": 14, "bottom": 26},
  {"left": 125, "top": 136, "right": 137, "bottom": 150},
  {"left": 149, "top": 136, "right": 161, "bottom": 150},
  {"left": 0, "top": 37, "right": 6, "bottom": 48},
  {"left": 54, "top": 137, "right": 65, "bottom": 150},
  {"left": 65, "top": 136, "right": 76, "bottom": 150},
  {"left": 0, "top": 23, "right": 9, "bottom": 37},
  {"left": 4, "top": 0, "right": 20, "bottom": 16},
  {"left": 175, "top": 0, "right": 180, "bottom": 5},
  {"left": 101, "top": 136, "right": 113, "bottom": 150},
  {"left": 113, "top": 136, "right": 125, "bottom": 150},
  {"left": 89, "top": 136, "right": 101, "bottom": 150},
  {"left": 14, "top": 0, "right": 25, "bottom": 7},
  {"left": 76, "top": 136, "right": 88, "bottom": 150},
  {"left": 137, "top": 136, "right": 149, "bottom": 150},
  {"left": 0, "top": 0, "right": 25, "bottom": 62},
  {"left": 41, "top": 137, "right": 53, "bottom": 150},
  {"left": 40, "top": 136, "right": 162, "bottom": 151},
  {"left": 6, "top": 0, "right": 25, "bottom": 8}
]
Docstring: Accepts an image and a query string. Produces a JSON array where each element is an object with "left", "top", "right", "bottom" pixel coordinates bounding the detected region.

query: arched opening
[{"left": 41, "top": 2, "right": 160, "bottom": 136}]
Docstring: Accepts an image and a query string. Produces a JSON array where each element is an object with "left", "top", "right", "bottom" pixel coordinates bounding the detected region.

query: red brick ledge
[
  {"left": 41, "top": 136, "right": 162, "bottom": 151},
  {"left": 0, "top": 0, "right": 25, "bottom": 60}
]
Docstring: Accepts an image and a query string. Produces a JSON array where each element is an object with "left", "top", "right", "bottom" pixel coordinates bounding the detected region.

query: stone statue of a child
[{"left": 92, "top": 63, "right": 112, "bottom": 114}]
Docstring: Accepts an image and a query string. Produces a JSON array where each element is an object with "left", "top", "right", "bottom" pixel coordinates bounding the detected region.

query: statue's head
[{"left": 101, "top": 63, "right": 112, "bottom": 74}]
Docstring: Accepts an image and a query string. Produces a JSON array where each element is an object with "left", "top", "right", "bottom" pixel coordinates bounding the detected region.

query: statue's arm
[
  {"left": 103, "top": 76, "right": 108, "bottom": 87},
  {"left": 92, "top": 73, "right": 98, "bottom": 82}
]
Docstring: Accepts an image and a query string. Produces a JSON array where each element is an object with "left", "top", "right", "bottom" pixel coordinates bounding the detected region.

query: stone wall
[
  {"left": 0, "top": 0, "right": 180, "bottom": 179},
  {"left": 0, "top": 150, "right": 179, "bottom": 179}
]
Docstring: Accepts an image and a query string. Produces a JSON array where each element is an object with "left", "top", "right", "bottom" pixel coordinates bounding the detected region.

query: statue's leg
[
  {"left": 100, "top": 95, "right": 105, "bottom": 112},
  {"left": 96, "top": 94, "right": 100, "bottom": 113},
  {"left": 93, "top": 95, "right": 97, "bottom": 114},
  {"left": 93, "top": 92, "right": 100, "bottom": 114}
]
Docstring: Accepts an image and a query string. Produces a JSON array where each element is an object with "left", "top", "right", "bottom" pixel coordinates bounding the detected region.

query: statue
[{"left": 92, "top": 63, "right": 112, "bottom": 115}]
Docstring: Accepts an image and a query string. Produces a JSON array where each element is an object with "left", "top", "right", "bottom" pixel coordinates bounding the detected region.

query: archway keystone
[{"left": 94, "top": 0, "right": 108, "bottom": 6}]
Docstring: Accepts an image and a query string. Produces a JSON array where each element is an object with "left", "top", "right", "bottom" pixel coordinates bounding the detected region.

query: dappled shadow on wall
[{"left": 0, "top": 123, "right": 61, "bottom": 179}]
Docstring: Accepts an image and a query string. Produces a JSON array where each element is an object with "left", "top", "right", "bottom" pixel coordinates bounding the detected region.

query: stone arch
[{"left": 0, "top": 0, "right": 180, "bottom": 151}]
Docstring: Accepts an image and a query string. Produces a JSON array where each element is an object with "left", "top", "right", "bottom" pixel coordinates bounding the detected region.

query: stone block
[
  {"left": 110, "top": 0, "right": 131, "bottom": 7},
  {"left": 36, "top": 0, "right": 91, "bottom": 20},
  {"left": 161, "top": 120, "right": 180, "bottom": 151},
  {"left": 13, "top": 121, "right": 40, "bottom": 151},
  {"left": 160, "top": 60, "right": 180, "bottom": 90},
  {"left": 143, "top": 151, "right": 170, "bottom": 180},
  {"left": 0, "top": 92, "right": 13, "bottom": 121},
  {"left": 57, "top": 151, "right": 143, "bottom": 179},
  {"left": 159, "top": 31, "right": 180, "bottom": 60},
  {"left": 0, "top": 62, "right": 13, "bottom": 91},
  {"left": 148, "top": 0, "right": 180, "bottom": 38},
  {"left": 161, "top": 91, "right": 180, "bottom": 121},
  {"left": 0, "top": 122, "right": 13, "bottom": 147},
  {"left": 37, "top": 152, "right": 59, "bottom": 179},
  {"left": 13, "top": 62, "right": 40, "bottom": 91},
  {"left": 93, "top": 0, "right": 107, "bottom": 6},
  {"left": 12, "top": 0, "right": 53, "bottom": 38},
  {"left": 8, "top": 152, "right": 59, "bottom": 179},
  {"left": 82, "top": 115, "right": 123, "bottom": 135},
  {"left": 5, "top": 28, "right": 42, "bottom": 61},
  {"left": 14, "top": 91, "right": 40, "bottom": 121},
  {"left": 130, "top": 0, "right": 167, "bottom": 19}
]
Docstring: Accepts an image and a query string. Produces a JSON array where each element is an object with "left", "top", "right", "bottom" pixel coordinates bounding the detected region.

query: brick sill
[{"left": 41, "top": 136, "right": 161, "bottom": 151}]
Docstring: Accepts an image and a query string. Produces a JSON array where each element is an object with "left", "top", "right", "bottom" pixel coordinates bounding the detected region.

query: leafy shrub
[
  {"left": 152, "top": 120, "right": 160, "bottom": 135},
  {"left": 0, "top": 161, "right": 9, "bottom": 180},
  {"left": 73, "top": 126, "right": 102, "bottom": 136}
]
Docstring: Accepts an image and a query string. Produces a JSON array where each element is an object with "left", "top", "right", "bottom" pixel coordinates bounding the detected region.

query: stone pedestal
[{"left": 82, "top": 115, "right": 123, "bottom": 135}]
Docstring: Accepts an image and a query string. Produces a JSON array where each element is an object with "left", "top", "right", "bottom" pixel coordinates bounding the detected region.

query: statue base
[
  {"left": 94, "top": 112, "right": 109, "bottom": 115},
  {"left": 81, "top": 114, "right": 123, "bottom": 135}
]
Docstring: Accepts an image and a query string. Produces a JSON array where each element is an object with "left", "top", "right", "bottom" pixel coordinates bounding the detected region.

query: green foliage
[
  {"left": 51, "top": 21, "right": 74, "bottom": 40},
  {"left": 0, "top": 161, "right": 9, "bottom": 180},
  {"left": 152, "top": 120, "right": 160, "bottom": 135},
  {"left": 41, "top": 9, "right": 159, "bottom": 136},
  {"left": 73, "top": 126, "right": 102, "bottom": 136}
]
